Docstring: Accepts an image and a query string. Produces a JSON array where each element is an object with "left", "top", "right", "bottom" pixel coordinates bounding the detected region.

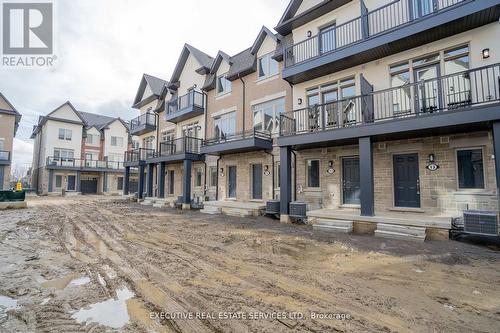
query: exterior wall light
[
  {"left": 482, "top": 48, "right": 490, "bottom": 59},
  {"left": 428, "top": 154, "right": 435, "bottom": 162},
  {"left": 327, "top": 160, "right": 335, "bottom": 174},
  {"left": 219, "top": 168, "right": 224, "bottom": 177},
  {"left": 264, "top": 165, "right": 271, "bottom": 176}
]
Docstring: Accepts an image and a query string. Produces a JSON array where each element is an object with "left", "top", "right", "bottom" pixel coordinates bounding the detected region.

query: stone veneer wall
[{"left": 294, "top": 131, "right": 498, "bottom": 215}]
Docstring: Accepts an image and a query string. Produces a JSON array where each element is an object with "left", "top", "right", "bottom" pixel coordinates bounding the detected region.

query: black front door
[
  {"left": 228, "top": 166, "right": 237, "bottom": 198},
  {"left": 342, "top": 157, "right": 360, "bottom": 204},
  {"left": 393, "top": 154, "right": 420, "bottom": 208},
  {"left": 67, "top": 175, "right": 76, "bottom": 191},
  {"left": 251, "top": 164, "right": 262, "bottom": 200}
]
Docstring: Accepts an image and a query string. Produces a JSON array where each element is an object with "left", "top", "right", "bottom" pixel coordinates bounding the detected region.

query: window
[
  {"left": 444, "top": 45, "right": 470, "bottom": 105},
  {"left": 257, "top": 53, "right": 279, "bottom": 79},
  {"left": 85, "top": 134, "right": 99, "bottom": 145},
  {"left": 182, "top": 123, "right": 200, "bottom": 138},
  {"left": 195, "top": 169, "right": 202, "bottom": 187},
  {"left": 117, "top": 177, "right": 123, "bottom": 190},
  {"left": 307, "top": 159, "right": 320, "bottom": 188},
  {"left": 53, "top": 148, "right": 74, "bottom": 160},
  {"left": 168, "top": 170, "right": 175, "bottom": 195},
  {"left": 132, "top": 140, "right": 140, "bottom": 149},
  {"left": 58, "top": 128, "right": 72, "bottom": 140},
  {"left": 161, "top": 130, "right": 175, "bottom": 143},
  {"left": 143, "top": 136, "right": 155, "bottom": 149},
  {"left": 390, "top": 62, "right": 411, "bottom": 114},
  {"left": 457, "top": 149, "right": 484, "bottom": 189},
  {"left": 55, "top": 175, "right": 62, "bottom": 188},
  {"left": 209, "top": 167, "right": 218, "bottom": 187},
  {"left": 214, "top": 112, "right": 236, "bottom": 139},
  {"left": 217, "top": 74, "right": 232, "bottom": 95},
  {"left": 253, "top": 98, "right": 285, "bottom": 134},
  {"left": 111, "top": 136, "right": 124, "bottom": 147}
]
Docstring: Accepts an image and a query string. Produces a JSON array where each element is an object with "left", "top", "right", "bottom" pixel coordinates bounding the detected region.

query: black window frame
[
  {"left": 456, "top": 148, "right": 485, "bottom": 190},
  {"left": 307, "top": 159, "right": 320, "bottom": 188}
]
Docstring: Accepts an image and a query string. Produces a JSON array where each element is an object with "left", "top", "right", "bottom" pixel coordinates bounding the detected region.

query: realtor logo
[{"left": 2, "top": 2, "right": 53, "bottom": 54}]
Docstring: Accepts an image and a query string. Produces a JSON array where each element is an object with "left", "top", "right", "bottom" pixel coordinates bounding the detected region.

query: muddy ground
[{"left": 0, "top": 196, "right": 499, "bottom": 332}]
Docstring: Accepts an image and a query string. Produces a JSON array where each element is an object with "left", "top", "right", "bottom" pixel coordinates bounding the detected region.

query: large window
[
  {"left": 182, "top": 123, "right": 200, "bottom": 138},
  {"left": 253, "top": 98, "right": 285, "bottom": 134},
  {"left": 444, "top": 45, "right": 470, "bottom": 105},
  {"left": 111, "top": 136, "right": 124, "bottom": 147},
  {"left": 55, "top": 175, "right": 62, "bottom": 188},
  {"left": 85, "top": 133, "right": 99, "bottom": 145},
  {"left": 143, "top": 136, "right": 155, "bottom": 149},
  {"left": 390, "top": 62, "right": 411, "bottom": 115},
  {"left": 195, "top": 169, "right": 203, "bottom": 187},
  {"left": 209, "top": 167, "right": 218, "bottom": 187},
  {"left": 217, "top": 74, "right": 232, "bottom": 95},
  {"left": 258, "top": 53, "right": 279, "bottom": 79},
  {"left": 457, "top": 149, "right": 484, "bottom": 189},
  {"left": 58, "top": 128, "right": 72, "bottom": 141},
  {"left": 161, "top": 130, "right": 175, "bottom": 143},
  {"left": 214, "top": 112, "right": 236, "bottom": 139},
  {"left": 307, "top": 159, "right": 320, "bottom": 188},
  {"left": 53, "top": 148, "right": 74, "bottom": 160},
  {"left": 117, "top": 177, "right": 124, "bottom": 190}
]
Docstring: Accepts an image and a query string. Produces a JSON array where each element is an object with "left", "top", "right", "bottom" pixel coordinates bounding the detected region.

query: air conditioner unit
[
  {"left": 266, "top": 200, "right": 280, "bottom": 215},
  {"left": 463, "top": 210, "right": 498, "bottom": 236},
  {"left": 289, "top": 201, "right": 307, "bottom": 219}
]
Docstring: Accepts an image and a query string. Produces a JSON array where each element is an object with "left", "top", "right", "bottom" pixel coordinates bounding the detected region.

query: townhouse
[
  {"left": 123, "top": 0, "right": 500, "bottom": 239},
  {"left": 0, "top": 93, "right": 22, "bottom": 189},
  {"left": 31, "top": 102, "right": 131, "bottom": 195}
]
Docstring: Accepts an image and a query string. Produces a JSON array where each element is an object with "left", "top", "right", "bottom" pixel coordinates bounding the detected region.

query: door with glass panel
[
  {"left": 414, "top": 64, "right": 441, "bottom": 113},
  {"left": 228, "top": 166, "right": 237, "bottom": 198},
  {"left": 412, "top": 0, "right": 435, "bottom": 18},
  {"left": 342, "top": 157, "right": 360, "bottom": 205},
  {"left": 340, "top": 80, "right": 357, "bottom": 126},
  {"left": 320, "top": 23, "right": 336, "bottom": 54},
  {"left": 306, "top": 92, "right": 320, "bottom": 132},
  {"left": 322, "top": 90, "right": 338, "bottom": 129},
  {"left": 251, "top": 164, "right": 263, "bottom": 200}
]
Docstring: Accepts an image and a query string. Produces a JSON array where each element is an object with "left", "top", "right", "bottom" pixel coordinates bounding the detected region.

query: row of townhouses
[
  {"left": 122, "top": 0, "right": 500, "bottom": 234},
  {"left": 0, "top": 93, "right": 21, "bottom": 190},
  {"left": 30, "top": 102, "right": 131, "bottom": 195}
]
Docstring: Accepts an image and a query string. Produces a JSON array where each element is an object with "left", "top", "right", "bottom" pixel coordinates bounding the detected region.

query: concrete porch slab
[
  {"left": 202, "top": 201, "right": 266, "bottom": 217},
  {"left": 0, "top": 201, "right": 27, "bottom": 210}
]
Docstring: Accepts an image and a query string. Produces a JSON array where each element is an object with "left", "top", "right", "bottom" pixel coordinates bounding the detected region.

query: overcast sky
[{"left": 0, "top": 0, "right": 289, "bottom": 173}]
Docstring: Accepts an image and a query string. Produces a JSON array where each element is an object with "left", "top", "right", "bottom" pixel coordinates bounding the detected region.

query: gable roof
[
  {"left": 209, "top": 50, "right": 231, "bottom": 74},
  {"left": 168, "top": 44, "right": 214, "bottom": 89},
  {"left": 132, "top": 73, "right": 168, "bottom": 109},
  {"left": 0, "top": 92, "right": 22, "bottom": 135},
  {"left": 77, "top": 111, "right": 116, "bottom": 129},
  {"left": 46, "top": 101, "right": 86, "bottom": 123},
  {"left": 250, "top": 26, "right": 280, "bottom": 55},
  {"left": 275, "top": 0, "right": 352, "bottom": 35}
]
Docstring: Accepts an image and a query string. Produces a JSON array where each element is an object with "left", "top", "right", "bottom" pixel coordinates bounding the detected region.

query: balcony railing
[
  {"left": 284, "top": 0, "right": 468, "bottom": 68},
  {"left": 280, "top": 64, "right": 500, "bottom": 136},
  {"left": 203, "top": 130, "right": 272, "bottom": 146},
  {"left": 167, "top": 90, "right": 205, "bottom": 116},
  {"left": 156, "top": 136, "right": 202, "bottom": 157},
  {"left": 130, "top": 112, "right": 156, "bottom": 133},
  {"left": 0, "top": 150, "right": 10, "bottom": 161},
  {"left": 124, "top": 148, "right": 155, "bottom": 163},
  {"left": 46, "top": 157, "right": 125, "bottom": 170}
]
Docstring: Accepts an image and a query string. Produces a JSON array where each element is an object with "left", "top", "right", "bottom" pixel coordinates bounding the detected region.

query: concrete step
[
  {"left": 377, "top": 223, "right": 426, "bottom": 237},
  {"left": 375, "top": 230, "right": 426, "bottom": 242},
  {"left": 224, "top": 208, "right": 254, "bottom": 217},
  {"left": 152, "top": 203, "right": 166, "bottom": 208},
  {"left": 200, "top": 206, "right": 221, "bottom": 215},
  {"left": 313, "top": 224, "right": 353, "bottom": 233}
]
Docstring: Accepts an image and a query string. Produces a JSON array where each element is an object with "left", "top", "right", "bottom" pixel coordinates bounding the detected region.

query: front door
[
  {"left": 251, "top": 164, "right": 262, "bottom": 200},
  {"left": 393, "top": 154, "right": 420, "bottom": 208},
  {"left": 342, "top": 157, "right": 360, "bottom": 204},
  {"left": 414, "top": 64, "right": 441, "bottom": 113},
  {"left": 67, "top": 175, "right": 76, "bottom": 191},
  {"left": 228, "top": 166, "right": 237, "bottom": 198}
]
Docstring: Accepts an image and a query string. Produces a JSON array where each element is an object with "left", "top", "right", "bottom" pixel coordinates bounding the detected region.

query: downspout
[
  {"left": 291, "top": 149, "right": 297, "bottom": 201},
  {"left": 264, "top": 150, "right": 275, "bottom": 200},
  {"left": 215, "top": 155, "right": 221, "bottom": 200},
  {"left": 238, "top": 75, "right": 246, "bottom": 134},
  {"left": 202, "top": 90, "right": 208, "bottom": 141},
  {"left": 155, "top": 111, "right": 160, "bottom": 196},
  {"left": 36, "top": 125, "right": 43, "bottom": 193},
  {"left": 201, "top": 158, "right": 207, "bottom": 199}
]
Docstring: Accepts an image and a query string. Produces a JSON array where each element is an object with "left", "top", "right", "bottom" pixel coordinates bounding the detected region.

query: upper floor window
[
  {"left": 253, "top": 98, "right": 285, "bottom": 134},
  {"left": 85, "top": 134, "right": 99, "bottom": 145},
  {"left": 457, "top": 148, "right": 484, "bottom": 189},
  {"left": 258, "top": 53, "right": 279, "bottom": 79},
  {"left": 53, "top": 148, "right": 74, "bottom": 159},
  {"left": 161, "top": 130, "right": 175, "bottom": 143},
  {"left": 143, "top": 136, "right": 155, "bottom": 150},
  {"left": 58, "top": 128, "right": 72, "bottom": 141},
  {"left": 182, "top": 122, "right": 200, "bottom": 138},
  {"left": 111, "top": 136, "right": 124, "bottom": 147},
  {"left": 132, "top": 140, "right": 140, "bottom": 150},
  {"left": 217, "top": 74, "right": 232, "bottom": 96},
  {"left": 214, "top": 112, "right": 236, "bottom": 139}
]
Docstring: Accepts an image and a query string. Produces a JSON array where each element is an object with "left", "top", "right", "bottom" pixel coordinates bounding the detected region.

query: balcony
[
  {"left": 46, "top": 157, "right": 125, "bottom": 171},
  {"left": 201, "top": 130, "right": 273, "bottom": 155},
  {"left": 283, "top": 0, "right": 499, "bottom": 83},
  {"left": 279, "top": 63, "right": 500, "bottom": 147},
  {"left": 123, "top": 148, "right": 155, "bottom": 167},
  {"left": 166, "top": 90, "right": 205, "bottom": 124},
  {"left": 0, "top": 150, "right": 10, "bottom": 165},
  {"left": 129, "top": 112, "right": 156, "bottom": 136},
  {"left": 147, "top": 137, "right": 203, "bottom": 163}
]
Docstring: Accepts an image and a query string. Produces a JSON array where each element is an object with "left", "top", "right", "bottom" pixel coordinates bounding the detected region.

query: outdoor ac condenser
[
  {"left": 266, "top": 200, "right": 280, "bottom": 215},
  {"left": 289, "top": 201, "right": 307, "bottom": 219},
  {"left": 463, "top": 210, "right": 499, "bottom": 236}
]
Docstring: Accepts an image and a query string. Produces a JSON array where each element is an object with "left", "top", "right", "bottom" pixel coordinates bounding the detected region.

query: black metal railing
[
  {"left": 284, "top": 0, "right": 467, "bottom": 68},
  {"left": 130, "top": 112, "right": 156, "bottom": 132},
  {"left": 167, "top": 90, "right": 205, "bottom": 115},
  {"left": 158, "top": 136, "right": 202, "bottom": 156},
  {"left": 280, "top": 64, "right": 500, "bottom": 136},
  {"left": 46, "top": 157, "right": 124, "bottom": 169},
  {"left": 0, "top": 150, "right": 10, "bottom": 161},
  {"left": 203, "top": 129, "right": 272, "bottom": 146},
  {"left": 124, "top": 148, "right": 155, "bottom": 163}
]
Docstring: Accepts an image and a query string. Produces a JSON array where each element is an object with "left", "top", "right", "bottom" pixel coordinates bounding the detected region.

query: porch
[
  {"left": 307, "top": 208, "right": 453, "bottom": 242},
  {"left": 201, "top": 200, "right": 266, "bottom": 217}
]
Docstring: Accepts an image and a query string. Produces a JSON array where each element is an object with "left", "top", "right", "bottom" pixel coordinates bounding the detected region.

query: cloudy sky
[{"left": 0, "top": 0, "right": 289, "bottom": 173}]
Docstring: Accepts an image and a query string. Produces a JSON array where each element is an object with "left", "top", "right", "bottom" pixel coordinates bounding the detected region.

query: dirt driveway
[{"left": 0, "top": 196, "right": 499, "bottom": 332}]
